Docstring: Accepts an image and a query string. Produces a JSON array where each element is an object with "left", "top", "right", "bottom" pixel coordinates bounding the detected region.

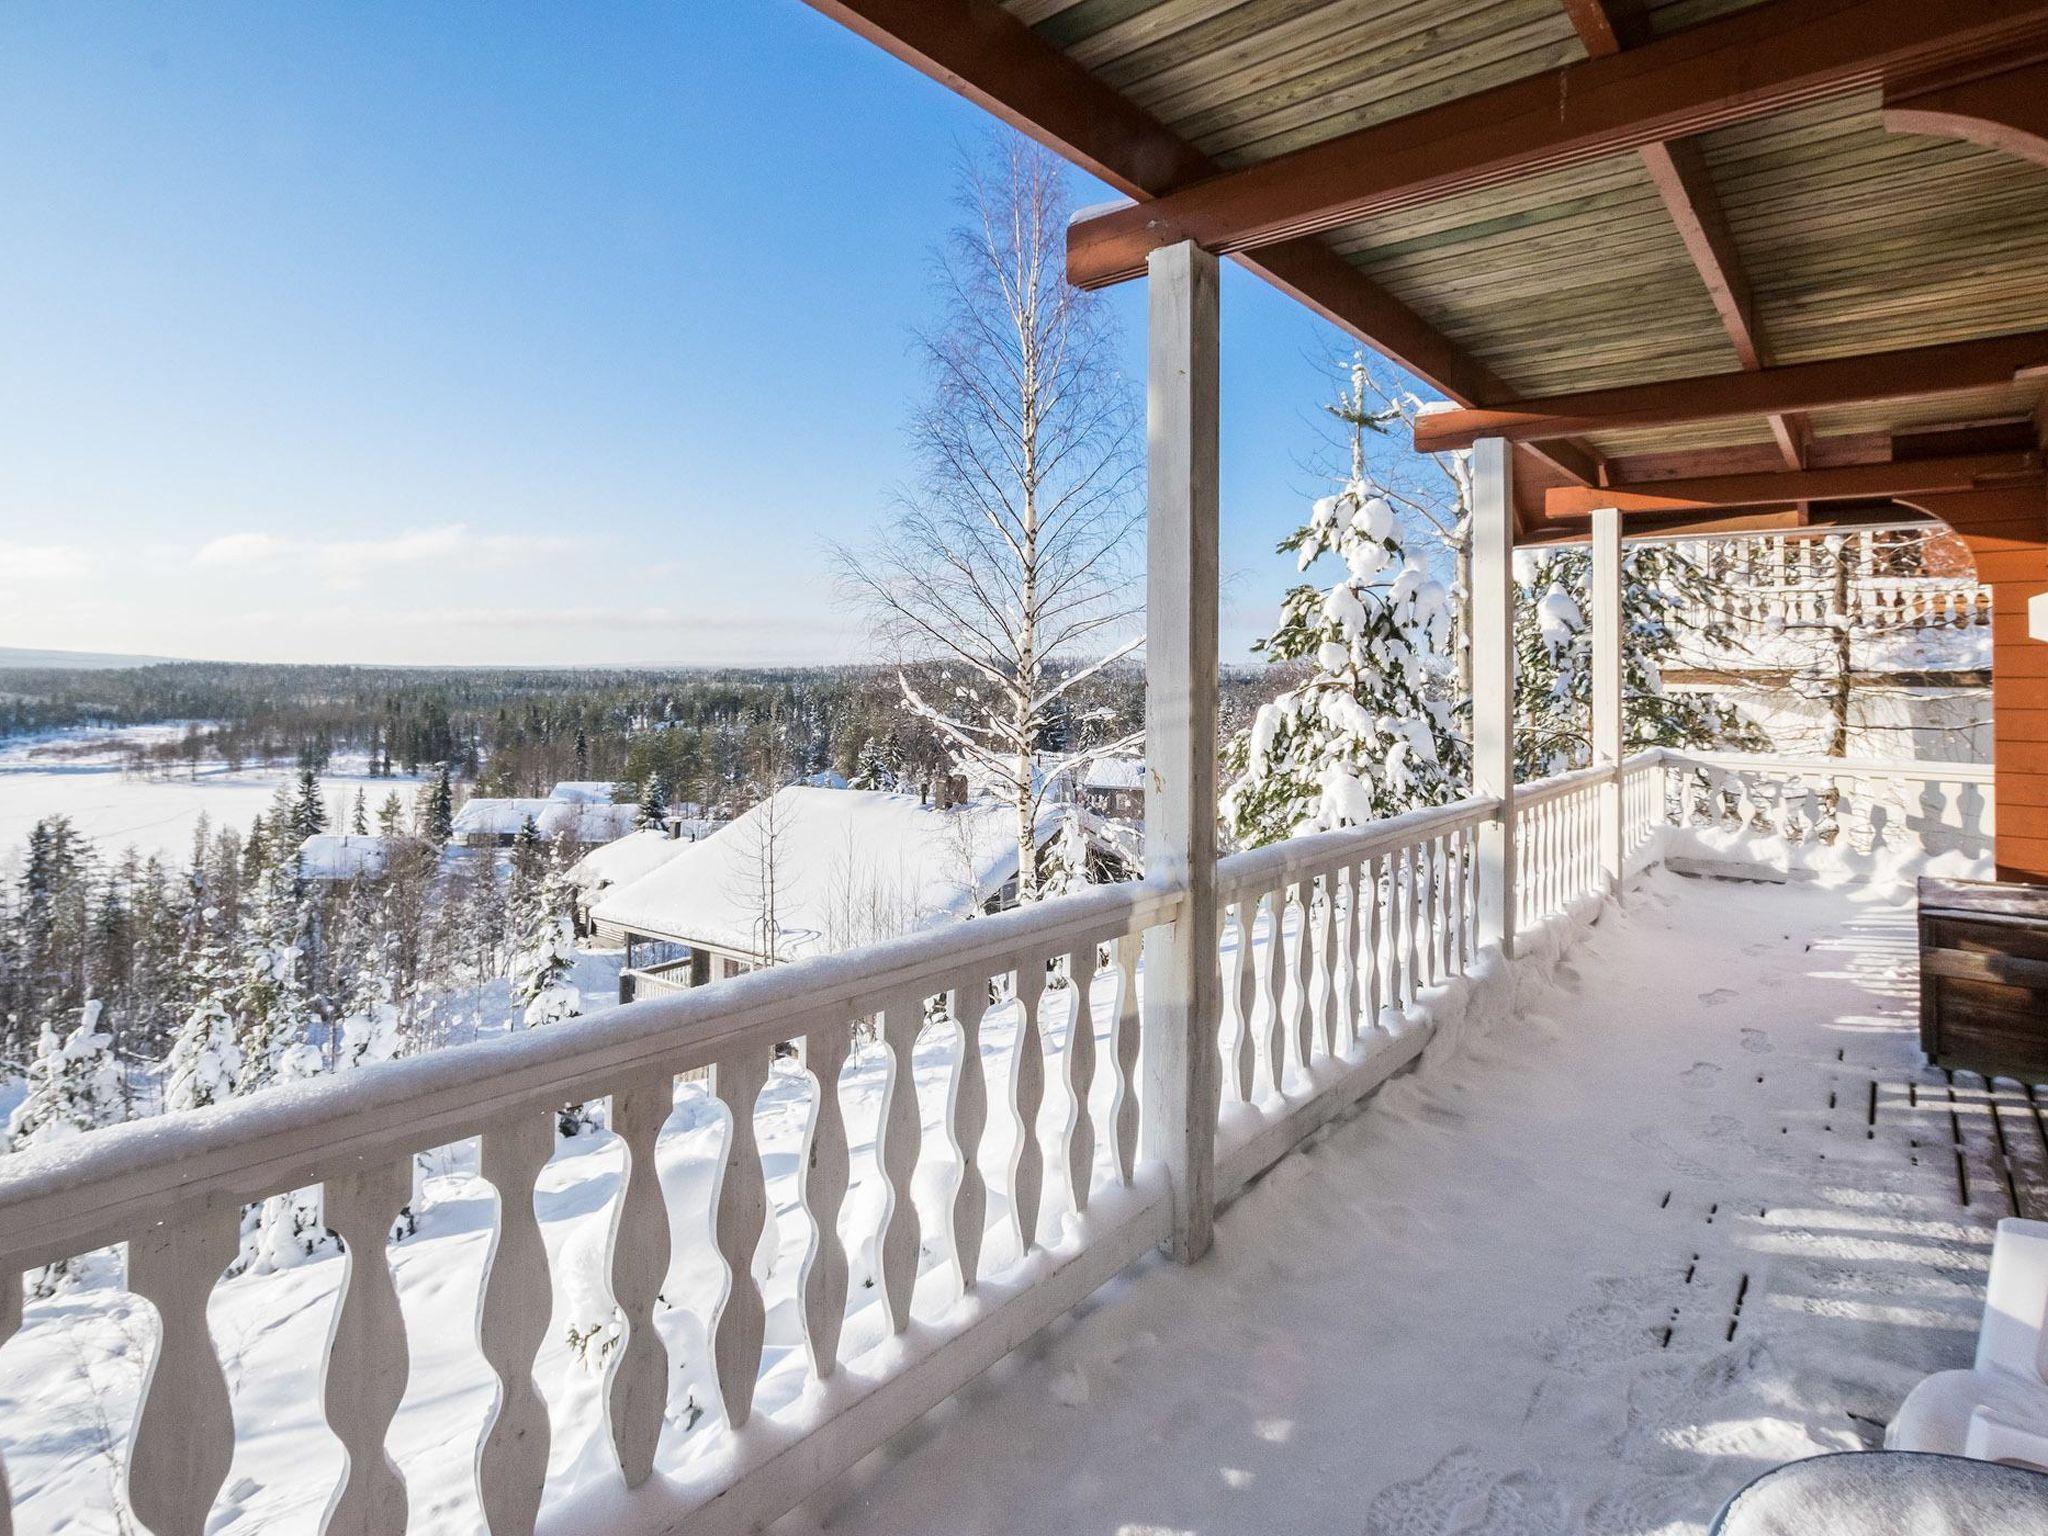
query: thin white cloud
[
  {"left": 0, "top": 542, "right": 92, "bottom": 585},
  {"left": 191, "top": 523, "right": 580, "bottom": 585}
]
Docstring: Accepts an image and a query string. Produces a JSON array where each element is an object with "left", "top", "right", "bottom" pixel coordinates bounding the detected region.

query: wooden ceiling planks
[
  {"left": 1701, "top": 95, "right": 2048, "bottom": 368},
  {"left": 1333, "top": 154, "right": 1739, "bottom": 397},
  {"left": 982, "top": 0, "right": 2048, "bottom": 478},
  {"left": 1016, "top": 0, "right": 1584, "bottom": 168}
]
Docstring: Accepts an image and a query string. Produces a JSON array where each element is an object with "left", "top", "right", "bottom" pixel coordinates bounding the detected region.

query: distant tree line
[{"left": 0, "top": 661, "right": 1202, "bottom": 814}]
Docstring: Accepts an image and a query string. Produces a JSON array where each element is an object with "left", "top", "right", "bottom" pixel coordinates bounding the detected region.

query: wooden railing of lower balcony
[{"left": 0, "top": 748, "right": 1975, "bottom": 1535}]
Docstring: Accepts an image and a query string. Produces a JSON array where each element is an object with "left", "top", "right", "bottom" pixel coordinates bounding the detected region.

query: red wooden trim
[
  {"left": 1413, "top": 330, "right": 2048, "bottom": 451},
  {"left": 1544, "top": 452, "right": 2039, "bottom": 517},
  {"left": 1884, "top": 57, "right": 2048, "bottom": 168}
]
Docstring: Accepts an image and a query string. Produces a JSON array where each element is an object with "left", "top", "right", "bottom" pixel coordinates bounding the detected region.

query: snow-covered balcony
[{"left": 0, "top": 747, "right": 2023, "bottom": 1535}]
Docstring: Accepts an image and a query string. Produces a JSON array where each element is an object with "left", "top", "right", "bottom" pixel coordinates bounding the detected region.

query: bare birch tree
[{"left": 838, "top": 135, "right": 1143, "bottom": 902}]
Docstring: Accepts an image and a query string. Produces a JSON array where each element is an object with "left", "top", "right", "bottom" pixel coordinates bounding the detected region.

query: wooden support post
[
  {"left": 1141, "top": 240, "right": 1220, "bottom": 1264},
  {"left": 1593, "top": 506, "right": 1625, "bottom": 897},
  {"left": 1472, "top": 437, "right": 1517, "bottom": 955}
]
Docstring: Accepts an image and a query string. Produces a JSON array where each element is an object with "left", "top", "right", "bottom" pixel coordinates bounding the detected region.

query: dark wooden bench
[{"left": 1919, "top": 877, "right": 2048, "bottom": 1082}]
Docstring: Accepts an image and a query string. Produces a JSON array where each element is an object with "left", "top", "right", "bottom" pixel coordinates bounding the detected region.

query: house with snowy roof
[
  {"left": 293, "top": 833, "right": 395, "bottom": 883},
  {"left": 591, "top": 785, "right": 1066, "bottom": 997},
  {"left": 564, "top": 827, "right": 694, "bottom": 937},
  {"left": 450, "top": 793, "right": 638, "bottom": 849},
  {"left": 1076, "top": 755, "right": 1146, "bottom": 822},
  {"left": 547, "top": 780, "right": 630, "bottom": 806}
]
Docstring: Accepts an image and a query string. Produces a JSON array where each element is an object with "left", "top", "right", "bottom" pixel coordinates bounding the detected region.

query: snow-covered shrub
[
  {"left": 8, "top": 1000, "right": 126, "bottom": 1152},
  {"left": 1223, "top": 477, "right": 1467, "bottom": 846},
  {"left": 1511, "top": 544, "right": 1765, "bottom": 778}
]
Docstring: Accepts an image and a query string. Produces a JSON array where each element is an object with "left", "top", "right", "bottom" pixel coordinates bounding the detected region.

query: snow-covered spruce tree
[
  {"left": 164, "top": 954, "right": 243, "bottom": 1111},
  {"left": 1223, "top": 482, "right": 1467, "bottom": 847},
  {"left": 8, "top": 1000, "right": 125, "bottom": 1151},
  {"left": 1509, "top": 543, "right": 1765, "bottom": 778},
  {"left": 1037, "top": 806, "right": 1095, "bottom": 898},
  {"left": 509, "top": 857, "right": 591, "bottom": 1134},
  {"left": 290, "top": 767, "right": 327, "bottom": 842},
  {"left": 421, "top": 763, "right": 455, "bottom": 846},
  {"left": 849, "top": 736, "right": 899, "bottom": 791},
  {"left": 636, "top": 772, "right": 670, "bottom": 833},
  {"left": 8, "top": 999, "right": 126, "bottom": 1292},
  {"left": 232, "top": 834, "right": 315, "bottom": 1090}
]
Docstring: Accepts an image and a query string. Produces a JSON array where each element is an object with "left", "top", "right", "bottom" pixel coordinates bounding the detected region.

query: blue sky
[{"left": 0, "top": 2, "right": 1386, "bottom": 667}]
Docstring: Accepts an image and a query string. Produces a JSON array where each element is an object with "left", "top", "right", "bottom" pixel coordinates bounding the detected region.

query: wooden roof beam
[
  {"left": 801, "top": 0, "right": 1601, "bottom": 486},
  {"left": 1561, "top": 0, "right": 1806, "bottom": 469},
  {"left": 1523, "top": 505, "right": 1937, "bottom": 545},
  {"left": 1543, "top": 451, "right": 2041, "bottom": 519},
  {"left": 1413, "top": 329, "right": 2048, "bottom": 452},
  {"left": 1066, "top": 0, "right": 2048, "bottom": 288},
  {"left": 1884, "top": 55, "right": 2048, "bottom": 169}
]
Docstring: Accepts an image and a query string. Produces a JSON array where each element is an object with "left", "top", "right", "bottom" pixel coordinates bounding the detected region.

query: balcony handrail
[
  {"left": 1217, "top": 793, "right": 1500, "bottom": 894},
  {"left": 1661, "top": 748, "right": 1994, "bottom": 784},
  {"left": 0, "top": 874, "right": 1183, "bottom": 1271}
]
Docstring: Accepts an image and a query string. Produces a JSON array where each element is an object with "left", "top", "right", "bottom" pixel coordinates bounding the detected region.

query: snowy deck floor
[{"left": 784, "top": 871, "right": 2041, "bottom": 1536}]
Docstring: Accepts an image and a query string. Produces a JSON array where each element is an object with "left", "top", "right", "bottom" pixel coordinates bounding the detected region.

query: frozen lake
[{"left": 0, "top": 724, "right": 423, "bottom": 868}]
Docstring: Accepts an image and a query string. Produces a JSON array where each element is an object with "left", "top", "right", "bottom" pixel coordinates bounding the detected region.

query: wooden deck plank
[
  {"left": 1988, "top": 1078, "right": 2048, "bottom": 1222},
  {"left": 1946, "top": 1069, "right": 2017, "bottom": 1218}
]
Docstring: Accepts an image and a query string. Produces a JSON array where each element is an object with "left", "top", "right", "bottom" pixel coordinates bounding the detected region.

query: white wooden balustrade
[
  {"left": 0, "top": 747, "right": 1976, "bottom": 1534},
  {"left": 1662, "top": 749, "right": 1994, "bottom": 866}
]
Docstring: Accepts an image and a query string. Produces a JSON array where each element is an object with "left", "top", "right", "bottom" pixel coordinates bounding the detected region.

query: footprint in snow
[
  {"left": 1697, "top": 987, "right": 1737, "bottom": 1006},
  {"left": 1364, "top": 1453, "right": 1566, "bottom": 1536},
  {"left": 1628, "top": 1125, "right": 1719, "bottom": 1181},
  {"left": 1363, "top": 1447, "right": 1492, "bottom": 1536},
  {"left": 1536, "top": 1274, "right": 1668, "bottom": 1374},
  {"left": 1681, "top": 1061, "right": 1722, "bottom": 1087},
  {"left": 1740, "top": 1028, "right": 1773, "bottom": 1055}
]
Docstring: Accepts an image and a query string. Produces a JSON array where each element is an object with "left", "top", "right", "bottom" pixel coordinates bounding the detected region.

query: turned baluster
[
  {"left": 1110, "top": 936, "right": 1141, "bottom": 1184},
  {"left": 1233, "top": 894, "right": 1260, "bottom": 1101},
  {"left": 605, "top": 1072, "right": 673, "bottom": 1482},
  {"left": 321, "top": 1158, "right": 414, "bottom": 1536},
  {"left": 877, "top": 992, "right": 926, "bottom": 1328},
  {"left": 711, "top": 1046, "right": 771, "bottom": 1426},
  {"left": 940, "top": 982, "right": 987, "bottom": 1293},
  {"left": 1061, "top": 943, "right": 1099, "bottom": 1215},
  {"left": 128, "top": 1201, "right": 240, "bottom": 1536},
  {"left": 475, "top": 1113, "right": 555, "bottom": 1536}
]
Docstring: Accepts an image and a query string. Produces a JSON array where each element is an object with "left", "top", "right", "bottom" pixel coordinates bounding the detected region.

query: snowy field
[
  {"left": 0, "top": 725, "right": 424, "bottom": 868},
  {"left": 0, "top": 870, "right": 2015, "bottom": 1535}
]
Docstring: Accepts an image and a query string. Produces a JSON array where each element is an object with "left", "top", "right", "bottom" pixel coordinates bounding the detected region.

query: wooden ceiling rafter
[
  {"left": 800, "top": 0, "right": 1603, "bottom": 488},
  {"left": 1561, "top": 0, "right": 1807, "bottom": 472},
  {"left": 1063, "top": 0, "right": 2048, "bottom": 288},
  {"left": 1543, "top": 449, "right": 2043, "bottom": 518},
  {"left": 1883, "top": 55, "right": 2048, "bottom": 170},
  {"left": 1411, "top": 328, "right": 2048, "bottom": 451}
]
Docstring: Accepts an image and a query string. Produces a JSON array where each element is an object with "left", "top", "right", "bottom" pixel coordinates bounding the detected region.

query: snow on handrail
[
  {"left": 1216, "top": 793, "right": 1500, "bottom": 894},
  {"left": 1660, "top": 748, "right": 1992, "bottom": 783}
]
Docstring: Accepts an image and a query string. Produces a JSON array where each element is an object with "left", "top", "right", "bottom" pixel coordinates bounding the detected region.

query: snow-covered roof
[
  {"left": 548, "top": 781, "right": 627, "bottom": 805},
  {"left": 452, "top": 798, "right": 639, "bottom": 842},
  {"left": 1082, "top": 757, "right": 1146, "bottom": 791},
  {"left": 565, "top": 828, "right": 690, "bottom": 895},
  {"left": 295, "top": 834, "right": 394, "bottom": 881},
  {"left": 591, "top": 787, "right": 1065, "bottom": 962}
]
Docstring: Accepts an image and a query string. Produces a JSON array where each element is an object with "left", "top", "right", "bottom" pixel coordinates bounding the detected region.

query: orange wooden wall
[{"left": 1932, "top": 487, "right": 2048, "bottom": 882}]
